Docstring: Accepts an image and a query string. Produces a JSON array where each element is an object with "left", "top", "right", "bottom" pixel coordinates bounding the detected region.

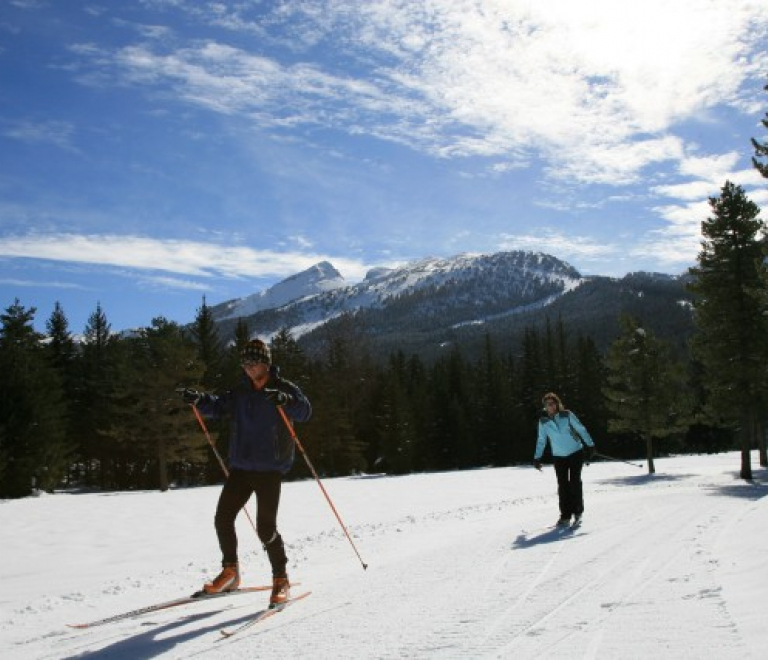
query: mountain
[
  {"left": 210, "top": 261, "right": 346, "bottom": 321},
  {"left": 209, "top": 251, "right": 694, "bottom": 360}
]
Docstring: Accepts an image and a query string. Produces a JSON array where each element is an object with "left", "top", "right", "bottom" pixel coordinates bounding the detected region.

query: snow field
[{"left": 1, "top": 453, "right": 766, "bottom": 659}]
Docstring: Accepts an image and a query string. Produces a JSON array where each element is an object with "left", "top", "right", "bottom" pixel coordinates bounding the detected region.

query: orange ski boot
[
  {"left": 203, "top": 563, "right": 240, "bottom": 595},
  {"left": 269, "top": 575, "right": 291, "bottom": 608}
]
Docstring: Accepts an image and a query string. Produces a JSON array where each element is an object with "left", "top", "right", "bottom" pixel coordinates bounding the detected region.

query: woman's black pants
[{"left": 553, "top": 450, "right": 585, "bottom": 518}]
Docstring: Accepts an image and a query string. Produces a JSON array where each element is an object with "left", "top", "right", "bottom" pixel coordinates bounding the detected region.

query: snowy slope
[
  {"left": 1, "top": 453, "right": 766, "bottom": 659},
  {"left": 213, "top": 261, "right": 346, "bottom": 321}
]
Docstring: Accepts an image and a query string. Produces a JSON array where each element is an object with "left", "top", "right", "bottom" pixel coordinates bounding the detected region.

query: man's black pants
[{"left": 214, "top": 469, "right": 288, "bottom": 577}]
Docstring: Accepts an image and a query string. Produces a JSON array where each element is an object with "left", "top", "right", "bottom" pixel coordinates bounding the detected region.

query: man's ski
[
  {"left": 220, "top": 591, "right": 311, "bottom": 638},
  {"left": 67, "top": 585, "right": 276, "bottom": 629}
]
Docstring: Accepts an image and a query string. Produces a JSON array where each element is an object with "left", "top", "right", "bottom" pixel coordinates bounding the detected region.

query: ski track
[
  {"left": 2, "top": 459, "right": 766, "bottom": 659},
  {"left": 202, "top": 480, "right": 754, "bottom": 659}
]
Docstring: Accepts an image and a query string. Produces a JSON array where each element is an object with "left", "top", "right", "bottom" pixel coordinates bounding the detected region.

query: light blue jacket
[{"left": 535, "top": 411, "right": 594, "bottom": 460}]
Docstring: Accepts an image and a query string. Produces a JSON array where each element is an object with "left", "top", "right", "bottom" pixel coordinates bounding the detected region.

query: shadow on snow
[{"left": 511, "top": 526, "right": 584, "bottom": 550}]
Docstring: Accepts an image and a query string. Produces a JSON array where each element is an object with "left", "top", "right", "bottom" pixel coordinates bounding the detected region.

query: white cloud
[
  {"left": 1, "top": 119, "right": 76, "bottom": 150},
  {"left": 497, "top": 230, "right": 617, "bottom": 261},
  {"left": 651, "top": 154, "right": 766, "bottom": 230},
  {"left": 0, "top": 277, "right": 87, "bottom": 290},
  {"left": 0, "top": 233, "right": 375, "bottom": 284},
  {"left": 72, "top": 0, "right": 768, "bottom": 186}
]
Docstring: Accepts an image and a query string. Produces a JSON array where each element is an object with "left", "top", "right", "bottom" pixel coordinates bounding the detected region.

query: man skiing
[
  {"left": 533, "top": 392, "right": 596, "bottom": 527},
  {"left": 179, "top": 338, "right": 311, "bottom": 607}
]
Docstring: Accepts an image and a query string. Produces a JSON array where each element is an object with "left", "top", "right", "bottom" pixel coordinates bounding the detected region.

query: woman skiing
[{"left": 533, "top": 392, "right": 596, "bottom": 527}]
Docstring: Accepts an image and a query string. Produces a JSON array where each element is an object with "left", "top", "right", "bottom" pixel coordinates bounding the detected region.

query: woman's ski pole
[
  {"left": 190, "top": 403, "right": 260, "bottom": 537},
  {"left": 595, "top": 452, "right": 643, "bottom": 469},
  {"left": 277, "top": 406, "right": 368, "bottom": 570}
]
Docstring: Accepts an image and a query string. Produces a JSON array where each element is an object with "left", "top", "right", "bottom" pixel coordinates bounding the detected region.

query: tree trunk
[
  {"left": 158, "top": 436, "right": 169, "bottom": 492},
  {"left": 739, "top": 407, "right": 752, "bottom": 480},
  {"left": 757, "top": 416, "right": 767, "bottom": 468},
  {"left": 645, "top": 434, "right": 655, "bottom": 474}
]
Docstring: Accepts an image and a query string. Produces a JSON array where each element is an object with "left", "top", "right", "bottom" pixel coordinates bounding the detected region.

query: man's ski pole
[
  {"left": 595, "top": 452, "right": 643, "bottom": 469},
  {"left": 190, "top": 403, "right": 260, "bottom": 537},
  {"left": 277, "top": 406, "right": 368, "bottom": 571}
]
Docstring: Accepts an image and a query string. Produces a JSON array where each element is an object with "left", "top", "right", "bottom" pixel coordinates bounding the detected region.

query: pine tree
[
  {"left": 568, "top": 335, "right": 607, "bottom": 447},
  {"left": 233, "top": 318, "right": 250, "bottom": 352},
  {"left": 271, "top": 328, "right": 309, "bottom": 385},
  {"left": 46, "top": 302, "right": 77, "bottom": 375},
  {"left": 373, "top": 353, "right": 421, "bottom": 474},
  {"left": 306, "top": 316, "right": 370, "bottom": 475},
  {"left": 688, "top": 182, "right": 767, "bottom": 480},
  {"left": 603, "top": 315, "right": 691, "bottom": 473},
  {"left": 0, "top": 300, "right": 71, "bottom": 496},
  {"left": 189, "top": 296, "right": 224, "bottom": 389},
  {"left": 111, "top": 318, "right": 205, "bottom": 490},
  {"left": 45, "top": 302, "right": 78, "bottom": 484},
  {"left": 475, "top": 334, "right": 514, "bottom": 465},
  {"left": 520, "top": 327, "right": 545, "bottom": 419},
  {"left": 76, "top": 302, "right": 118, "bottom": 488},
  {"left": 428, "top": 348, "right": 475, "bottom": 469}
]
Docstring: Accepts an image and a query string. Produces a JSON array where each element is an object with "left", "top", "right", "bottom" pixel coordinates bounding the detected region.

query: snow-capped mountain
[
  {"left": 211, "top": 251, "right": 584, "bottom": 341},
  {"left": 204, "top": 249, "right": 693, "bottom": 361},
  {"left": 210, "top": 261, "right": 346, "bottom": 321}
]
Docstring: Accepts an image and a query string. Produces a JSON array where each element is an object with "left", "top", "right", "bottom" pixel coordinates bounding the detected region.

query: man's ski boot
[
  {"left": 556, "top": 516, "right": 571, "bottom": 527},
  {"left": 203, "top": 562, "right": 240, "bottom": 595},
  {"left": 269, "top": 575, "right": 291, "bottom": 608}
]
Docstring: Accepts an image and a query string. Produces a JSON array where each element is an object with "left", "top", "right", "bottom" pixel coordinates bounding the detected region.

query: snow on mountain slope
[
  {"left": 212, "top": 251, "right": 584, "bottom": 339},
  {"left": 214, "top": 261, "right": 346, "bottom": 321}
]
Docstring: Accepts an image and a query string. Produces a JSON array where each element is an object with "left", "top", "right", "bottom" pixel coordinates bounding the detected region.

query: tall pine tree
[
  {"left": 76, "top": 302, "right": 118, "bottom": 488},
  {"left": 190, "top": 296, "right": 224, "bottom": 389},
  {"left": 688, "top": 182, "right": 767, "bottom": 480}
]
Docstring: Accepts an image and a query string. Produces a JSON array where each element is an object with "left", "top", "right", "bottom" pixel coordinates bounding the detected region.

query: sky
[
  {"left": 1, "top": 453, "right": 766, "bottom": 657},
  {"left": 1, "top": 0, "right": 768, "bottom": 334}
]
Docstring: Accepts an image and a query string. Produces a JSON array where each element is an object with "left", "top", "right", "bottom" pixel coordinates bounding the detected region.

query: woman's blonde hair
[{"left": 541, "top": 392, "right": 564, "bottom": 411}]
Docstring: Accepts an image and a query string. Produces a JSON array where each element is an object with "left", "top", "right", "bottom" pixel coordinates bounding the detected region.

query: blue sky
[{"left": 1, "top": 0, "right": 767, "bottom": 334}]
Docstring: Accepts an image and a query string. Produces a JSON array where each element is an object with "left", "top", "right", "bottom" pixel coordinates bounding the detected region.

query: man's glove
[
  {"left": 533, "top": 459, "right": 543, "bottom": 471},
  {"left": 264, "top": 388, "right": 292, "bottom": 407},
  {"left": 176, "top": 388, "right": 201, "bottom": 405}
]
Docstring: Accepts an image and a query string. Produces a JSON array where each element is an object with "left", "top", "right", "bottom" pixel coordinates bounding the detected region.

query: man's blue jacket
[{"left": 195, "top": 367, "right": 312, "bottom": 474}]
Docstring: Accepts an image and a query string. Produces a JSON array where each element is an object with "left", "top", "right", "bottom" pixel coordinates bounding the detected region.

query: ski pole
[
  {"left": 189, "top": 403, "right": 260, "bottom": 537},
  {"left": 595, "top": 452, "right": 643, "bottom": 469},
  {"left": 277, "top": 406, "right": 369, "bottom": 571}
]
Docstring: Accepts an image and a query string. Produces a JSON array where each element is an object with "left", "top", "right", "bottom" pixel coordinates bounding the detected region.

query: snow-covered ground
[{"left": 1, "top": 453, "right": 766, "bottom": 659}]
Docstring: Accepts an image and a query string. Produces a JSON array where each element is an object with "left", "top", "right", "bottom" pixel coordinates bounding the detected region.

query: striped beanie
[{"left": 240, "top": 338, "right": 272, "bottom": 365}]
